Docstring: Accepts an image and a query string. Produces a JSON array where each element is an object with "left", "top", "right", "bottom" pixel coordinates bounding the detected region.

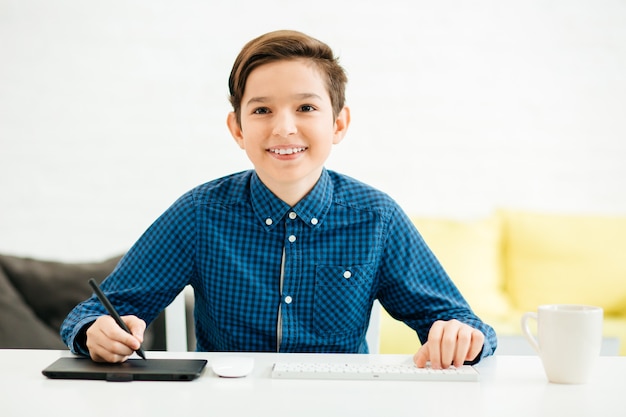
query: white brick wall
[{"left": 1, "top": 0, "right": 625, "bottom": 261}]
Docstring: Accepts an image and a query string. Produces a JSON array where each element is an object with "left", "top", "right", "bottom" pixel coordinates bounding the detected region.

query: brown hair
[{"left": 228, "top": 30, "right": 348, "bottom": 126}]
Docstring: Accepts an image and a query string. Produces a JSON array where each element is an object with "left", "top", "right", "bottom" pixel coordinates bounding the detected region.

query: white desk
[{"left": 1, "top": 350, "right": 624, "bottom": 417}]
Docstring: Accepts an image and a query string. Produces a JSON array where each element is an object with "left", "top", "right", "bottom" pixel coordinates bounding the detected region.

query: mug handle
[{"left": 521, "top": 312, "right": 540, "bottom": 354}]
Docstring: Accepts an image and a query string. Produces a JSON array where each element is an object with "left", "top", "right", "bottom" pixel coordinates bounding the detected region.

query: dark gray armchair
[{"left": 0, "top": 253, "right": 165, "bottom": 350}]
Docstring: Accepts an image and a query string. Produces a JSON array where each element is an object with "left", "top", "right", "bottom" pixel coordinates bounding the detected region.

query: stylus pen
[{"left": 88, "top": 278, "right": 147, "bottom": 360}]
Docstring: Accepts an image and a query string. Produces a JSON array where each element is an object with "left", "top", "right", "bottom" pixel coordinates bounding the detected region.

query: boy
[{"left": 61, "top": 30, "right": 497, "bottom": 368}]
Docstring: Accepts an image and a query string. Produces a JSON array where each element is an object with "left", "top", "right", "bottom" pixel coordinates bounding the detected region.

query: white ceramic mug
[{"left": 521, "top": 304, "right": 603, "bottom": 384}]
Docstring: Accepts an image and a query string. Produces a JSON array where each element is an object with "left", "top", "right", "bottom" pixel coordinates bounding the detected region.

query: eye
[
  {"left": 298, "top": 104, "right": 316, "bottom": 112},
  {"left": 252, "top": 107, "right": 270, "bottom": 115}
]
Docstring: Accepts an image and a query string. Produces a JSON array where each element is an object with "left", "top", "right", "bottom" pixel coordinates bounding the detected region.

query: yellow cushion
[
  {"left": 502, "top": 210, "right": 626, "bottom": 315},
  {"left": 379, "top": 215, "right": 509, "bottom": 354},
  {"left": 379, "top": 308, "right": 421, "bottom": 354},
  {"left": 411, "top": 215, "right": 510, "bottom": 318}
]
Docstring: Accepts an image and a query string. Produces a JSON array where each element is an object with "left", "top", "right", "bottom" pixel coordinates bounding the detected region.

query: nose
[{"left": 272, "top": 111, "right": 297, "bottom": 137}]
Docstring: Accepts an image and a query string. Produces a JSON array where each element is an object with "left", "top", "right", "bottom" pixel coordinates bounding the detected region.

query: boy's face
[{"left": 227, "top": 59, "right": 349, "bottom": 203}]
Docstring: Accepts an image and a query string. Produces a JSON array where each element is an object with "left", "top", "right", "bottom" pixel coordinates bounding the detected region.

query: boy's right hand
[{"left": 86, "top": 315, "right": 146, "bottom": 363}]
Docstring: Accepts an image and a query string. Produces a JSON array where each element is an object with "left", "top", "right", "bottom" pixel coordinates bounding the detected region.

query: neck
[
  {"left": 270, "top": 181, "right": 312, "bottom": 207},
  {"left": 257, "top": 169, "right": 323, "bottom": 207}
]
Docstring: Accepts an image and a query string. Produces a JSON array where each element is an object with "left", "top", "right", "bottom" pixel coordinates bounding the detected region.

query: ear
[
  {"left": 227, "top": 112, "right": 245, "bottom": 149},
  {"left": 332, "top": 106, "right": 351, "bottom": 145}
]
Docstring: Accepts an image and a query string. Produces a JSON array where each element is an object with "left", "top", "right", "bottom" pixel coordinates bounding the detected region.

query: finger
[
  {"left": 440, "top": 321, "right": 464, "bottom": 368},
  {"left": 101, "top": 318, "right": 142, "bottom": 351},
  {"left": 88, "top": 335, "right": 131, "bottom": 363},
  {"left": 465, "top": 329, "right": 485, "bottom": 363},
  {"left": 453, "top": 325, "right": 473, "bottom": 367},
  {"left": 123, "top": 316, "right": 146, "bottom": 344},
  {"left": 90, "top": 338, "right": 133, "bottom": 363},
  {"left": 427, "top": 321, "right": 444, "bottom": 369},
  {"left": 413, "top": 343, "right": 430, "bottom": 368},
  {"left": 91, "top": 331, "right": 135, "bottom": 360}
]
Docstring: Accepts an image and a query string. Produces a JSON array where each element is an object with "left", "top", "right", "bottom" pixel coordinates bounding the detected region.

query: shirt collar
[{"left": 250, "top": 169, "right": 333, "bottom": 230}]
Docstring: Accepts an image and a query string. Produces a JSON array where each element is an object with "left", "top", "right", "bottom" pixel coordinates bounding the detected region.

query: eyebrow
[{"left": 245, "top": 93, "right": 324, "bottom": 107}]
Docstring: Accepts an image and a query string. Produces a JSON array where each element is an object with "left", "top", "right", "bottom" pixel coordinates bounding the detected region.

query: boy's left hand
[{"left": 413, "top": 319, "right": 485, "bottom": 369}]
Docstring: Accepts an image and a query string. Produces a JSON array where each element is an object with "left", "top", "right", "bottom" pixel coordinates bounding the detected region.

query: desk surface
[{"left": 1, "top": 350, "right": 624, "bottom": 417}]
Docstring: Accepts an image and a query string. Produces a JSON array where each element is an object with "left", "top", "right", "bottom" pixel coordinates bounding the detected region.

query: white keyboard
[{"left": 271, "top": 362, "right": 480, "bottom": 382}]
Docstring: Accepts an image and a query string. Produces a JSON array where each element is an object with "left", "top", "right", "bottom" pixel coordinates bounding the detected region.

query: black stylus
[{"left": 88, "top": 278, "right": 147, "bottom": 360}]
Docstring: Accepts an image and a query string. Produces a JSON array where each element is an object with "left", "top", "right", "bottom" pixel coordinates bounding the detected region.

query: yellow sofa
[{"left": 379, "top": 209, "right": 626, "bottom": 356}]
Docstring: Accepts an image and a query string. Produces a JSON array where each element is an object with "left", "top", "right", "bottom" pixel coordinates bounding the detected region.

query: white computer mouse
[{"left": 211, "top": 356, "right": 255, "bottom": 378}]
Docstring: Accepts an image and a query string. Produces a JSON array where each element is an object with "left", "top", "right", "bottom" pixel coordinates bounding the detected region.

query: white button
[
  {"left": 288, "top": 235, "right": 296, "bottom": 243},
  {"left": 265, "top": 218, "right": 273, "bottom": 226},
  {"left": 289, "top": 212, "right": 297, "bottom": 220},
  {"left": 343, "top": 270, "right": 352, "bottom": 279},
  {"left": 284, "top": 295, "right": 293, "bottom": 304},
  {"left": 310, "top": 218, "right": 318, "bottom": 225}
]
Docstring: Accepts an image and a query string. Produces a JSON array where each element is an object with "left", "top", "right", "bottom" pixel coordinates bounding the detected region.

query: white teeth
[{"left": 270, "top": 147, "right": 306, "bottom": 155}]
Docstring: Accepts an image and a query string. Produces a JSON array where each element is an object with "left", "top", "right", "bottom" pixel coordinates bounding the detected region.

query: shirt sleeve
[
  {"left": 376, "top": 206, "right": 497, "bottom": 359},
  {"left": 60, "top": 191, "right": 198, "bottom": 354}
]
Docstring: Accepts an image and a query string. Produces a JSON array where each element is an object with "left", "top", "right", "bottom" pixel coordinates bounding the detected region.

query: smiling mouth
[{"left": 267, "top": 147, "right": 308, "bottom": 155}]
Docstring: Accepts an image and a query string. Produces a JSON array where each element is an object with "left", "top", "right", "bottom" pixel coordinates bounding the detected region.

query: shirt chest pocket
[{"left": 313, "top": 264, "right": 375, "bottom": 336}]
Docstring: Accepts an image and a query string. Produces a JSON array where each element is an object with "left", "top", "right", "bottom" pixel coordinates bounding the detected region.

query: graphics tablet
[{"left": 42, "top": 357, "right": 207, "bottom": 382}]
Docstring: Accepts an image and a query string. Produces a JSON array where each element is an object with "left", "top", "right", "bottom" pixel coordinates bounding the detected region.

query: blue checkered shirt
[{"left": 61, "top": 169, "right": 496, "bottom": 357}]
